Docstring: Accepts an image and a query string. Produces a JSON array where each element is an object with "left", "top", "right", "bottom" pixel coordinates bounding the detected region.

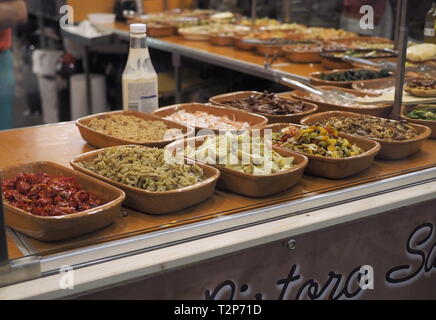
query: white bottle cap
[{"left": 130, "top": 23, "right": 146, "bottom": 33}]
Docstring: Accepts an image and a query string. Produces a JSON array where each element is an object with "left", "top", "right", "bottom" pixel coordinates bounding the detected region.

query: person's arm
[{"left": 0, "top": 0, "right": 27, "bottom": 30}]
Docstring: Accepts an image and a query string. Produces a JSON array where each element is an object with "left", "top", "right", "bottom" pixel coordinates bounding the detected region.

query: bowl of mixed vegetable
[
  {"left": 266, "top": 123, "right": 380, "bottom": 179},
  {"left": 401, "top": 104, "right": 436, "bottom": 139},
  {"left": 301, "top": 111, "right": 432, "bottom": 159}
]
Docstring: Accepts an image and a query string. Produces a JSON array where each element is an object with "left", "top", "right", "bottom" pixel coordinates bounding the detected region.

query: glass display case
[{"left": 1, "top": 0, "right": 436, "bottom": 300}]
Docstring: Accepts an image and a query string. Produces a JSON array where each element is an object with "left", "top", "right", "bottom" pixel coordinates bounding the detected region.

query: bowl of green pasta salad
[{"left": 70, "top": 145, "right": 220, "bottom": 214}]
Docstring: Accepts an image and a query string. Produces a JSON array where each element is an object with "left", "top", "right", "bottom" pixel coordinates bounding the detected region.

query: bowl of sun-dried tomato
[{"left": 1, "top": 161, "right": 125, "bottom": 241}]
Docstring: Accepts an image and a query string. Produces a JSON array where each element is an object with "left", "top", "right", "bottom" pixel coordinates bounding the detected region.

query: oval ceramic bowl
[
  {"left": 165, "top": 134, "right": 308, "bottom": 197},
  {"left": 282, "top": 43, "right": 322, "bottom": 63},
  {"left": 1, "top": 161, "right": 126, "bottom": 242},
  {"left": 265, "top": 123, "right": 381, "bottom": 179},
  {"left": 351, "top": 77, "right": 397, "bottom": 94},
  {"left": 151, "top": 103, "right": 269, "bottom": 134},
  {"left": 284, "top": 86, "right": 393, "bottom": 118},
  {"left": 255, "top": 43, "right": 285, "bottom": 57},
  {"left": 309, "top": 68, "right": 394, "bottom": 88},
  {"left": 210, "top": 33, "right": 235, "bottom": 46},
  {"left": 70, "top": 146, "right": 220, "bottom": 214},
  {"left": 76, "top": 110, "right": 195, "bottom": 149},
  {"left": 300, "top": 111, "right": 431, "bottom": 160},
  {"left": 320, "top": 49, "right": 397, "bottom": 70},
  {"left": 146, "top": 24, "right": 177, "bottom": 37},
  {"left": 234, "top": 36, "right": 256, "bottom": 51},
  {"left": 323, "top": 37, "right": 394, "bottom": 51},
  {"left": 209, "top": 90, "right": 318, "bottom": 124},
  {"left": 178, "top": 30, "right": 209, "bottom": 41},
  {"left": 401, "top": 104, "right": 436, "bottom": 139}
]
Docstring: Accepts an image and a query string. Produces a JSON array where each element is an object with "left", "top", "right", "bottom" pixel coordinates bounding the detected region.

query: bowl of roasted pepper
[{"left": 267, "top": 124, "right": 380, "bottom": 179}]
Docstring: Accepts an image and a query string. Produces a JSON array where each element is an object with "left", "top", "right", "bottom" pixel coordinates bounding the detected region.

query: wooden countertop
[{"left": 1, "top": 122, "right": 436, "bottom": 259}]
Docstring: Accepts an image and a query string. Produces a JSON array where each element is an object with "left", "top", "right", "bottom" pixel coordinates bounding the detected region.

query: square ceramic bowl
[
  {"left": 209, "top": 91, "right": 318, "bottom": 124},
  {"left": 151, "top": 103, "right": 269, "bottom": 134},
  {"left": 1, "top": 161, "right": 125, "bottom": 242},
  {"left": 70, "top": 146, "right": 220, "bottom": 214},
  {"left": 300, "top": 111, "right": 431, "bottom": 160},
  {"left": 76, "top": 110, "right": 195, "bottom": 149},
  {"left": 166, "top": 135, "right": 308, "bottom": 197},
  {"left": 266, "top": 123, "right": 381, "bottom": 179},
  {"left": 284, "top": 86, "right": 393, "bottom": 118}
]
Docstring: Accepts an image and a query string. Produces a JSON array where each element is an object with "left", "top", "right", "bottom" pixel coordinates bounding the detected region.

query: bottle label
[
  {"left": 127, "top": 81, "right": 158, "bottom": 112},
  {"left": 425, "top": 27, "right": 435, "bottom": 37},
  {"left": 139, "top": 93, "right": 158, "bottom": 113}
]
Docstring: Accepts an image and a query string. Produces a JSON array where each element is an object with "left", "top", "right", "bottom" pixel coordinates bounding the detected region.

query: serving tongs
[
  {"left": 278, "top": 77, "right": 357, "bottom": 106},
  {"left": 342, "top": 55, "right": 436, "bottom": 76}
]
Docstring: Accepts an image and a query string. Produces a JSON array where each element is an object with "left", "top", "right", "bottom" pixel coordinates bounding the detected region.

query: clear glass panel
[{"left": 1, "top": 0, "right": 435, "bottom": 264}]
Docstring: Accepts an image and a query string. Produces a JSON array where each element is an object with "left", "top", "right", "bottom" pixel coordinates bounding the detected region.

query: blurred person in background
[{"left": 0, "top": 0, "right": 27, "bottom": 130}]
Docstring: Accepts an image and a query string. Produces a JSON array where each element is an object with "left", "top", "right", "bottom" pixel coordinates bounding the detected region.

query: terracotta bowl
[
  {"left": 283, "top": 86, "right": 393, "bottom": 118},
  {"left": 320, "top": 49, "right": 397, "bottom": 70},
  {"left": 210, "top": 34, "right": 235, "bottom": 46},
  {"left": 300, "top": 111, "right": 431, "bottom": 160},
  {"left": 76, "top": 110, "right": 195, "bottom": 149},
  {"left": 151, "top": 103, "right": 269, "bottom": 134},
  {"left": 1, "top": 161, "right": 125, "bottom": 242},
  {"left": 179, "top": 30, "right": 210, "bottom": 41},
  {"left": 70, "top": 146, "right": 220, "bottom": 215},
  {"left": 234, "top": 36, "right": 256, "bottom": 51},
  {"left": 351, "top": 77, "right": 397, "bottom": 94},
  {"left": 309, "top": 68, "right": 394, "bottom": 88},
  {"left": 255, "top": 43, "right": 285, "bottom": 57},
  {"left": 146, "top": 24, "right": 177, "bottom": 37},
  {"left": 282, "top": 43, "right": 322, "bottom": 63},
  {"left": 323, "top": 36, "right": 394, "bottom": 51},
  {"left": 209, "top": 90, "right": 318, "bottom": 124},
  {"left": 265, "top": 123, "right": 381, "bottom": 179},
  {"left": 401, "top": 104, "right": 436, "bottom": 139},
  {"left": 166, "top": 134, "right": 308, "bottom": 197}
]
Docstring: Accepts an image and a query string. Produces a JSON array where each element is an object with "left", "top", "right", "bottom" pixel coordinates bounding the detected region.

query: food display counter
[
  {"left": 1, "top": 119, "right": 436, "bottom": 300},
  {"left": 1, "top": 1, "right": 436, "bottom": 301}
]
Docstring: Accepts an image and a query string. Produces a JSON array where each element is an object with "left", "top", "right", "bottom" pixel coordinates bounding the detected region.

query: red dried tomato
[{"left": 2, "top": 172, "right": 103, "bottom": 217}]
